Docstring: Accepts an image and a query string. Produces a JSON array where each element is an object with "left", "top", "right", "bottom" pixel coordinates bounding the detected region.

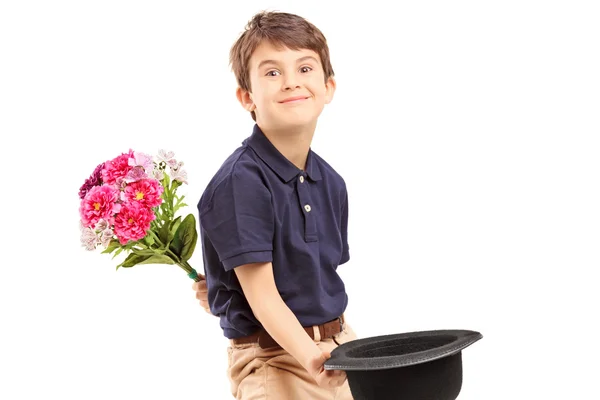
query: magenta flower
[
  {"left": 79, "top": 162, "right": 105, "bottom": 199},
  {"left": 123, "top": 178, "right": 164, "bottom": 208},
  {"left": 101, "top": 150, "right": 134, "bottom": 186},
  {"left": 113, "top": 201, "right": 156, "bottom": 245},
  {"left": 79, "top": 185, "right": 121, "bottom": 227}
]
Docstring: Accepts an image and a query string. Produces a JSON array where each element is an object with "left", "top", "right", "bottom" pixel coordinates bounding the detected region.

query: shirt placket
[{"left": 296, "top": 172, "right": 318, "bottom": 242}]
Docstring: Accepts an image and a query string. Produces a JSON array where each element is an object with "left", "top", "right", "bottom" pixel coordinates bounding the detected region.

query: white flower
[
  {"left": 157, "top": 149, "right": 175, "bottom": 164},
  {"left": 100, "top": 228, "right": 114, "bottom": 248},
  {"left": 171, "top": 161, "right": 184, "bottom": 170},
  {"left": 80, "top": 227, "right": 99, "bottom": 251},
  {"left": 95, "top": 219, "right": 109, "bottom": 232},
  {"left": 152, "top": 168, "right": 164, "bottom": 180},
  {"left": 167, "top": 159, "right": 179, "bottom": 169},
  {"left": 171, "top": 167, "right": 188, "bottom": 184}
]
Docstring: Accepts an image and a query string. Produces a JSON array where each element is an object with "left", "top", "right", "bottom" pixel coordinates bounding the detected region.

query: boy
[{"left": 192, "top": 10, "right": 357, "bottom": 399}]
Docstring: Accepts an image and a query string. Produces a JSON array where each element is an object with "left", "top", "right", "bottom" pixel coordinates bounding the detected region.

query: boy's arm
[{"left": 234, "top": 261, "right": 323, "bottom": 371}]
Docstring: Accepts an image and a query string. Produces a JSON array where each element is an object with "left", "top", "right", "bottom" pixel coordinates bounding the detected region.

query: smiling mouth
[{"left": 280, "top": 97, "right": 309, "bottom": 104}]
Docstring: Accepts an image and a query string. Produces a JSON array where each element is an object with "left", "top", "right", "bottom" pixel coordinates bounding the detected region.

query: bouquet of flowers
[{"left": 78, "top": 149, "right": 204, "bottom": 282}]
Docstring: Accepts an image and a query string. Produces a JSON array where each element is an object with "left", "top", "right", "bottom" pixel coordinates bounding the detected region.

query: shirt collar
[{"left": 245, "top": 124, "right": 322, "bottom": 183}]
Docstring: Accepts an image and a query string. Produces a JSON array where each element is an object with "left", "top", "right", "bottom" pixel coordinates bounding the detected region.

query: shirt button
[
  {"left": 299, "top": 176, "right": 305, "bottom": 183},
  {"left": 304, "top": 204, "right": 311, "bottom": 212}
]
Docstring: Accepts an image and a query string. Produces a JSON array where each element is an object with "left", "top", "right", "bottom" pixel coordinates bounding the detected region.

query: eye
[
  {"left": 300, "top": 66, "right": 313, "bottom": 73},
  {"left": 266, "top": 70, "right": 280, "bottom": 77}
]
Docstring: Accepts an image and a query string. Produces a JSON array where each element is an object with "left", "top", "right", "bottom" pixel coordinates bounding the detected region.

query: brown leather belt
[{"left": 231, "top": 314, "right": 346, "bottom": 349}]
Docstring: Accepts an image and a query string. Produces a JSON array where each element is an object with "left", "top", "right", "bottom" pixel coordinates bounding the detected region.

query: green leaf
[
  {"left": 170, "top": 216, "right": 182, "bottom": 238},
  {"left": 116, "top": 253, "right": 175, "bottom": 269},
  {"left": 143, "top": 234, "right": 155, "bottom": 247},
  {"left": 163, "top": 173, "right": 171, "bottom": 189},
  {"left": 137, "top": 254, "right": 175, "bottom": 265},
  {"left": 117, "top": 253, "right": 151, "bottom": 269},
  {"left": 131, "top": 248, "right": 157, "bottom": 257},
  {"left": 159, "top": 221, "right": 171, "bottom": 245},
  {"left": 113, "top": 246, "right": 125, "bottom": 259},
  {"left": 173, "top": 202, "right": 188, "bottom": 214},
  {"left": 170, "top": 214, "right": 197, "bottom": 261},
  {"left": 101, "top": 240, "right": 121, "bottom": 254}
]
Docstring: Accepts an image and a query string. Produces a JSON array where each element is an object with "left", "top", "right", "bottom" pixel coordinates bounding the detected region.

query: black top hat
[{"left": 324, "top": 329, "right": 482, "bottom": 400}]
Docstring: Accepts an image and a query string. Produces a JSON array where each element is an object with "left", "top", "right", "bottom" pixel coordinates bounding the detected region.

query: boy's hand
[
  {"left": 191, "top": 279, "right": 212, "bottom": 315},
  {"left": 305, "top": 349, "right": 347, "bottom": 389}
]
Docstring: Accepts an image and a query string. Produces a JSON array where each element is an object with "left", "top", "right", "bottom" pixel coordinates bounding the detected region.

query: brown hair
[{"left": 229, "top": 11, "right": 335, "bottom": 121}]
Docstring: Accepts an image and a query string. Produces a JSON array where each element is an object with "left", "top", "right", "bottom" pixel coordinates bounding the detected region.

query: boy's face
[{"left": 237, "top": 41, "right": 335, "bottom": 130}]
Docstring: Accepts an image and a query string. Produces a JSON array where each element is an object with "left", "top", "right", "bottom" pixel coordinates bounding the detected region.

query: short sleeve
[
  {"left": 339, "top": 188, "right": 350, "bottom": 265},
  {"left": 199, "top": 165, "right": 274, "bottom": 271}
]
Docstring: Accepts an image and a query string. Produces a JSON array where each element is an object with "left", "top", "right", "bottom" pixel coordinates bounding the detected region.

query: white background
[{"left": 1, "top": 1, "right": 599, "bottom": 399}]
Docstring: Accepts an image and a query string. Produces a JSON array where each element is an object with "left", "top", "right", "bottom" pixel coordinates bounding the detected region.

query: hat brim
[{"left": 324, "top": 329, "right": 482, "bottom": 371}]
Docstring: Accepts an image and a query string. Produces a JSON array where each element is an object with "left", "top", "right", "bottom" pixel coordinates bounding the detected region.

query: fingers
[
  {"left": 326, "top": 370, "right": 344, "bottom": 379},
  {"left": 193, "top": 281, "right": 208, "bottom": 302},
  {"left": 325, "top": 370, "right": 346, "bottom": 388},
  {"left": 191, "top": 280, "right": 208, "bottom": 292},
  {"left": 195, "top": 291, "right": 207, "bottom": 300},
  {"left": 190, "top": 280, "right": 212, "bottom": 314},
  {"left": 314, "top": 351, "right": 346, "bottom": 388},
  {"left": 199, "top": 299, "right": 211, "bottom": 314},
  {"left": 314, "top": 368, "right": 346, "bottom": 389}
]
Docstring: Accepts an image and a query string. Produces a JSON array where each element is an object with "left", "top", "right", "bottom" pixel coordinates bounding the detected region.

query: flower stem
[{"left": 177, "top": 260, "right": 205, "bottom": 281}]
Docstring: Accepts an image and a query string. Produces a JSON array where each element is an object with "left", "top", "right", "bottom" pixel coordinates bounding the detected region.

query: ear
[
  {"left": 236, "top": 87, "right": 256, "bottom": 112},
  {"left": 324, "top": 76, "right": 336, "bottom": 104}
]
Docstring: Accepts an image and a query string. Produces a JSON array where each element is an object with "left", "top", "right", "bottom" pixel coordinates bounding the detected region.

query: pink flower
[
  {"left": 79, "top": 185, "right": 121, "bottom": 227},
  {"left": 123, "top": 179, "right": 164, "bottom": 208},
  {"left": 129, "top": 151, "right": 154, "bottom": 171},
  {"left": 102, "top": 150, "right": 134, "bottom": 186},
  {"left": 124, "top": 151, "right": 154, "bottom": 183},
  {"left": 113, "top": 201, "right": 156, "bottom": 245},
  {"left": 124, "top": 166, "right": 148, "bottom": 183}
]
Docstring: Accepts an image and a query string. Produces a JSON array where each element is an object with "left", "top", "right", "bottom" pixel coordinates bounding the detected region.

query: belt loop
[{"left": 312, "top": 325, "right": 321, "bottom": 342}]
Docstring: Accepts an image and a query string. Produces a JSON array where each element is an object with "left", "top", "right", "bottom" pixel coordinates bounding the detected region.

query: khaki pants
[{"left": 227, "top": 322, "right": 358, "bottom": 399}]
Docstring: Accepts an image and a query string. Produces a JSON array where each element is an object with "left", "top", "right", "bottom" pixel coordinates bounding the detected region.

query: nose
[{"left": 282, "top": 72, "right": 300, "bottom": 91}]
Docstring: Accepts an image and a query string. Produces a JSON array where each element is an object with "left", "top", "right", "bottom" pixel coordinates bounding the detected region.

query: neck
[{"left": 259, "top": 122, "right": 316, "bottom": 170}]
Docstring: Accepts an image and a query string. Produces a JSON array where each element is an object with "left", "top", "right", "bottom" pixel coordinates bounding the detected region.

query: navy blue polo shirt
[{"left": 197, "top": 124, "right": 350, "bottom": 339}]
